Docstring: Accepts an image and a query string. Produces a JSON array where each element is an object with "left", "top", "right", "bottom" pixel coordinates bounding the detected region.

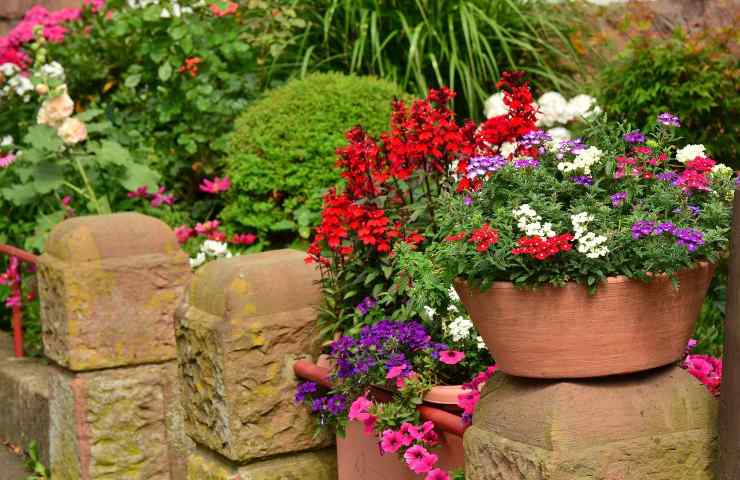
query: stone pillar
[
  {"left": 176, "top": 250, "right": 336, "bottom": 479},
  {"left": 465, "top": 366, "right": 717, "bottom": 479},
  {"left": 38, "top": 213, "right": 192, "bottom": 479},
  {"left": 719, "top": 191, "right": 740, "bottom": 479}
]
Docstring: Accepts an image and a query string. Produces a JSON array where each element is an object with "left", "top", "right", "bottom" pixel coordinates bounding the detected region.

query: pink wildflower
[
  {"left": 0, "top": 153, "right": 16, "bottom": 169},
  {"left": 426, "top": 469, "right": 451, "bottom": 480},
  {"left": 199, "top": 176, "right": 231, "bottom": 194},
  {"left": 380, "top": 429, "right": 403, "bottom": 453},
  {"left": 127, "top": 185, "right": 149, "bottom": 199},
  {"left": 404, "top": 445, "right": 438, "bottom": 474},
  {"left": 150, "top": 186, "right": 174, "bottom": 207},
  {"left": 174, "top": 225, "right": 195, "bottom": 244},
  {"left": 439, "top": 350, "right": 465, "bottom": 365},
  {"left": 82, "top": 0, "right": 106, "bottom": 12},
  {"left": 195, "top": 220, "right": 220, "bottom": 236}
]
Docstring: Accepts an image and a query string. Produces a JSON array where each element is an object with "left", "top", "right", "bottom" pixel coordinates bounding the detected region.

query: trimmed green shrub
[
  {"left": 597, "top": 29, "right": 739, "bottom": 168},
  {"left": 220, "top": 72, "right": 410, "bottom": 245}
]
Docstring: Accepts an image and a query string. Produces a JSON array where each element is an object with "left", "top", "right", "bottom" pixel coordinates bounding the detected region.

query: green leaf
[
  {"left": 24, "top": 125, "right": 62, "bottom": 152},
  {"left": 120, "top": 162, "right": 160, "bottom": 191},
  {"left": 1, "top": 185, "right": 36, "bottom": 205},
  {"left": 94, "top": 140, "right": 133, "bottom": 166},
  {"left": 272, "top": 220, "right": 297, "bottom": 231},
  {"left": 32, "top": 162, "right": 65, "bottom": 194},
  {"left": 158, "top": 62, "right": 173, "bottom": 82},
  {"left": 124, "top": 74, "right": 142, "bottom": 89},
  {"left": 76, "top": 109, "right": 103, "bottom": 122}
]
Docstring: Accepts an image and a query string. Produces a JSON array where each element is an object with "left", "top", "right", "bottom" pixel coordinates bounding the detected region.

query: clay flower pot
[{"left": 455, "top": 262, "right": 715, "bottom": 379}]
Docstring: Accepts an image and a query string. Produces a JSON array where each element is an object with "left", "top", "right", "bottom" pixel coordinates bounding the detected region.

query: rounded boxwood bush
[{"left": 220, "top": 72, "right": 409, "bottom": 245}]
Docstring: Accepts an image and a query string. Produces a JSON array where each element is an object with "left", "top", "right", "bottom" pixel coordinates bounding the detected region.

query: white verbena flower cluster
[
  {"left": 127, "top": 0, "right": 202, "bottom": 18},
  {"left": 676, "top": 144, "right": 706, "bottom": 164},
  {"left": 571, "top": 212, "right": 609, "bottom": 259},
  {"left": 557, "top": 146, "right": 603, "bottom": 175},
  {"left": 190, "top": 240, "right": 235, "bottom": 269},
  {"left": 443, "top": 287, "right": 485, "bottom": 349},
  {"left": 513, "top": 204, "right": 556, "bottom": 238},
  {"left": 1, "top": 63, "right": 34, "bottom": 102},
  {"left": 712, "top": 163, "right": 733, "bottom": 178}
]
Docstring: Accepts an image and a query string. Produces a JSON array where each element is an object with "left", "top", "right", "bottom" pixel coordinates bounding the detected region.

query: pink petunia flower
[
  {"left": 380, "top": 429, "right": 403, "bottom": 453},
  {"left": 174, "top": 225, "right": 195, "bottom": 244},
  {"left": 348, "top": 395, "right": 373, "bottom": 422},
  {"left": 404, "top": 445, "right": 438, "bottom": 474},
  {"left": 199, "top": 176, "right": 231, "bottom": 194},
  {"left": 399, "top": 422, "right": 421, "bottom": 446},
  {"left": 426, "top": 469, "right": 450, "bottom": 480},
  {"left": 684, "top": 354, "right": 722, "bottom": 396},
  {"left": 386, "top": 364, "right": 406, "bottom": 379},
  {"left": 439, "top": 350, "right": 465, "bottom": 365},
  {"left": 362, "top": 414, "right": 377, "bottom": 435}
]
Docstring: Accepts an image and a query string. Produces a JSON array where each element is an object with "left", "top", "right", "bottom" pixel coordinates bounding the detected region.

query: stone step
[{"left": 0, "top": 332, "right": 50, "bottom": 466}]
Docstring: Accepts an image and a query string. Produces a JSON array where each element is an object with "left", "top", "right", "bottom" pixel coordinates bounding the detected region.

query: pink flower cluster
[
  {"left": 0, "top": 257, "right": 22, "bottom": 309},
  {"left": 174, "top": 220, "right": 257, "bottom": 247},
  {"left": 349, "top": 395, "right": 451, "bottom": 479},
  {"left": 0, "top": 2, "right": 98, "bottom": 69},
  {"left": 458, "top": 365, "right": 496, "bottom": 426},
  {"left": 127, "top": 185, "right": 175, "bottom": 208},
  {"left": 199, "top": 176, "right": 231, "bottom": 194},
  {"left": 684, "top": 354, "right": 722, "bottom": 396}
]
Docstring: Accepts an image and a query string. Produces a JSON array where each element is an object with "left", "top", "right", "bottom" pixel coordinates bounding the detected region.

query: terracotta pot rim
[{"left": 455, "top": 261, "right": 712, "bottom": 291}]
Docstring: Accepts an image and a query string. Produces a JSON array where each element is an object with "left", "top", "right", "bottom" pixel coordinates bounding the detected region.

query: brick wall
[{"left": 0, "top": 0, "right": 81, "bottom": 35}]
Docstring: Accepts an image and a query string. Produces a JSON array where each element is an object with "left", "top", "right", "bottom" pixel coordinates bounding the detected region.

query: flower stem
[{"left": 73, "top": 156, "right": 107, "bottom": 214}]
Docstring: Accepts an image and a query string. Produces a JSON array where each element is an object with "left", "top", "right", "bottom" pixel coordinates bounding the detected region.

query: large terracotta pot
[{"left": 455, "top": 262, "right": 715, "bottom": 379}]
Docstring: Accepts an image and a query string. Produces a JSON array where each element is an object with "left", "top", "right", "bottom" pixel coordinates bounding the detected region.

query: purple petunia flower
[
  {"left": 311, "top": 397, "right": 326, "bottom": 413},
  {"left": 623, "top": 130, "right": 646, "bottom": 144},
  {"left": 466, "top": 155, "right": 506, "bottom": 180},
  {"left": 295, "top": 381, "right": 318, "bottom": 403},
  {"left": 514, "top": 157, "right": 540, "bottom": 169},
  {"left": 631, "top": 220, "right": 656, "bottom": 239},
  {"left": 611, "top": 191, "right": 627, "bottom": 207},
  {"left": 325, "top": 394, "right": 347, "bottom": 415},
  {"left": 570, "top": 175, "right": 593, "bottom": 186},
  {"left": 657, "top": 112, "right": 681, "bottom": 127}
]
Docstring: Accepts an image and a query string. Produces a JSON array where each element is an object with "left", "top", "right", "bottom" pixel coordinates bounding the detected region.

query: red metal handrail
[
  {"left": 293, "top": 359, "right": 466, "bottom": 437},
  {"left": 0, "top": 244, "right": 39, "bottom": 358}
]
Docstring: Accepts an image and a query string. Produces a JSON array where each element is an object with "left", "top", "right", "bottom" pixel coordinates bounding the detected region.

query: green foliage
[
  {"left": 24, "top": 441, "right": 49, "bottom": 480},
  {"left": 597, "top": 29, "right": 739, "bottom": 168},
  {"left": 221, "top": 72, "right": 409, "bottom": 244},
  {"left": 295, "top": 0, "right": 582, "bottom": 118},
  {"left": 49, "top": 0, "right": 306, "bottom": 196}
]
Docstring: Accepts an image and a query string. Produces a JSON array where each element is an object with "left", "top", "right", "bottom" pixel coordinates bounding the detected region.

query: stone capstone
[
  {"left": 464, "top": 366, "right": 718, "bottom": 480},
  {"left": 176, "top": 250, "right": 332, "bottom": 463},
  {"left": 38, "top": 213, "right": 190, "bottom": 371},
  {"left": 49, "top": 362, "right": 192, "bottom": 480},
  {"left": 186, "top": 447, "right": 337, "bottom": 480}
]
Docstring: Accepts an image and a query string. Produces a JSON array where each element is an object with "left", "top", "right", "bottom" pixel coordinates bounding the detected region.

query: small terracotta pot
[{"left": 455, "top": 262, "right": 715, "bottom": 379}]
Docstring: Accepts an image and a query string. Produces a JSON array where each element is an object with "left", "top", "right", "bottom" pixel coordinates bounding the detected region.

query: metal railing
[{"left": 0, "top": 244, "right": 39, "bottom": 358}]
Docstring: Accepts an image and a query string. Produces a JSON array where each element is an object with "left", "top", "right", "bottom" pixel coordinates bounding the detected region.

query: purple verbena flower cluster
[
  {"left": 555, "top": 138, "right": 587, "bottom": 160},
  {"left": 466, "top": 155, "right": 506, "bottom": 180},
  {"left": 570, "top": 175, "right": 593, "bottom": 186},
  {"left": 610, "top": 191, "right": 627, "bottom": 207},
  {"left": 631, "top": 220, "right": 705, "bottom": 252},
  {"left": 519, "top": 130, "right": 552, "bottom": 154},
  {"left": 656, "top": 171, "right": 679, "bottom": 183},
  {"left": 623, "top": 130, "right": 646, "bottom": 144},
  {"left": 657, "top": 112, "right": 681, "bottom": 127},
  {"left": 513, "top": 157, "right": 540, "bottom": 169}
]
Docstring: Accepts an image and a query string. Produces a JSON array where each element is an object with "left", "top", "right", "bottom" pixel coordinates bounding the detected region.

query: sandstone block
[
  {"left": 38, "top": 213, "right": 190, "bottom": 371},
  {"left": 177, "top": 250, "right": 332, "bottom": 463},
  {"left": 186, "top": 447, "right": 337, "bottom": 480},
  {"left": 49, "top": 362, "right": 192, "bottom": 480},
  {"left": 464, "top": 366, "right": 718, "bottom": 480}
]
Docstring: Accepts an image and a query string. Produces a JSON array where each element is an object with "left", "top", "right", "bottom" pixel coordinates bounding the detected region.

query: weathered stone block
[
  {"left": 177, "top": 250, "right": 332, "bottom": 463},
  {"left": 38, "top": 213, "right": 190, "bottom": 371},
  {"left": 49, "top": 362, "right": 192, "bottom": 480},
  {"left": 464, "top": 366, "right": 718, "bottom": 480},
  {"left": 186, "top": 446, "right": 337, "bottom": 480}
]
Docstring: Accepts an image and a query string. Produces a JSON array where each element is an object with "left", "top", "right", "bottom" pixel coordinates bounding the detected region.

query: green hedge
[{"left": 220, "top": 72, "right": 409, "bottom": 244}]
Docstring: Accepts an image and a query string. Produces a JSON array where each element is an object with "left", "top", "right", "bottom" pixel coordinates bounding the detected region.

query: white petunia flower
[
  {"left": 190, "top": 252, "right": 206, "bottom": 269},
  {"left": 676, "top": 144, "right": 706, "bottom": 163}
]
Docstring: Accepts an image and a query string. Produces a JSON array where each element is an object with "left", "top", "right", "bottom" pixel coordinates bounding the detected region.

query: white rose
[
  {"left": 536, "top": 92, "right": 569, "bottom": 127},
  {"left": 676, "top": 144, "right": 706, "bottom": 163},
  {"left": 37, "top": 92, "right": 74, "bottom": 127},
  {"left": 484, "top": 92, "right": 508, "bottom": 119}
]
